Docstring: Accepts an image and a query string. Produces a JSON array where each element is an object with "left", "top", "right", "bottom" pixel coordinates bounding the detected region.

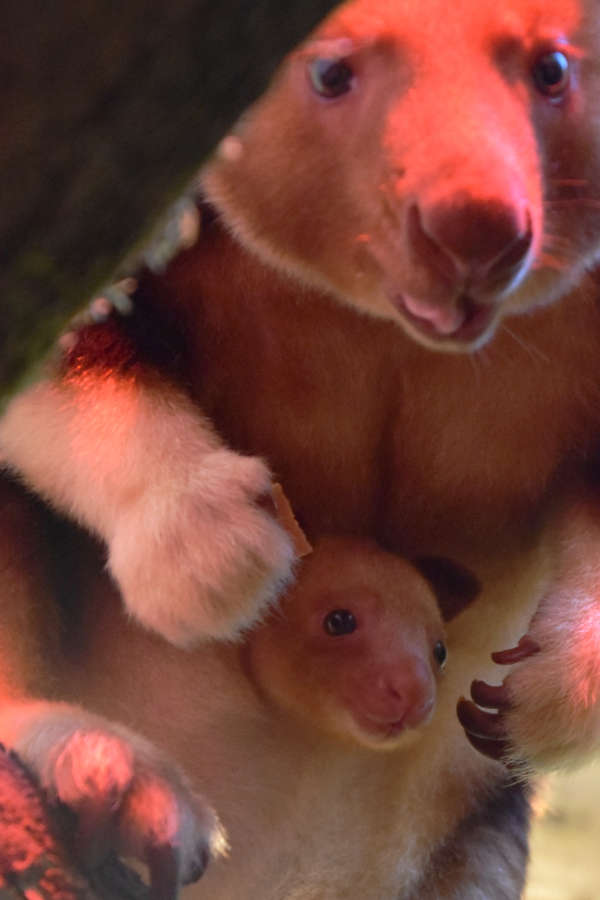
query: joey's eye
[
  {"left": 532, "top": 50, "right": 570, "bottom": 99},
  {"left": 309, "top": 58, "right": 355, "bottom": 98},
  {"left": 433, "top": 641, "right": 448, "bottom": 668},
  {"left": 324, "top": 609, "right": 357, "bottom": 636}
]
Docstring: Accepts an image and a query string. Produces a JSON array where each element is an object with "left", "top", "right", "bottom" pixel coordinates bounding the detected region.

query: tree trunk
[{"left": 1, "top": 0, "right": 337, "bottom": 401}]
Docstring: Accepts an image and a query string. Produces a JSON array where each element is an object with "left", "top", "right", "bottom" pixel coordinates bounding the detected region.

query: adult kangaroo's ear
[{"left": 414, "top": 556, "right": 481, "bottom": 622}]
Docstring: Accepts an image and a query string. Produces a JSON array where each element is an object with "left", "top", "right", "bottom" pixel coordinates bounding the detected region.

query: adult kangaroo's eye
[
  {"left": 309, "top": 58, "right": 355, "bottom": 98},
  {"left": 532, "top": 50, "right": 570, "bottom": 99},
  {"left": 324, "top": 609, "right": 357, "bottom": 636}
]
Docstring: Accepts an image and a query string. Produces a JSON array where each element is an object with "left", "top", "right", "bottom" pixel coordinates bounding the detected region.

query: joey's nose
[
  {"left": 376, "top": 662, "right": 435, "bottom": 727},
  {"left": 409, "top": 197, "right": 533, "bottom": 287}
]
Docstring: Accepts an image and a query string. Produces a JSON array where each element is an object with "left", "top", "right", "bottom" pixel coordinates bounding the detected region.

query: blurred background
[{"left": 526, "top": 763, "right": 600, "bottom": 900}]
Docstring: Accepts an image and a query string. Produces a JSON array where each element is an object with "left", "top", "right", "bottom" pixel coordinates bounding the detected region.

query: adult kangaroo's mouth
[
  {"left": 391, "top": 292, "right": 498, "bottom": 348},
  {"left": 388, "top": 198, "right": 534, "bottom": 349}
]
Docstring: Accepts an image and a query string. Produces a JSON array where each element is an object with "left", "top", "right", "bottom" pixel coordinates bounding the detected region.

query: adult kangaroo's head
[{"left": 203, "top": 0, "right": 600, "bottom": 352}]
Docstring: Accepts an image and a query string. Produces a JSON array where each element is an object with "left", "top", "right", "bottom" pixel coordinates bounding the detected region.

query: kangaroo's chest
[{"left": 183, "top": 265, "right": 600, "bottom": 557}]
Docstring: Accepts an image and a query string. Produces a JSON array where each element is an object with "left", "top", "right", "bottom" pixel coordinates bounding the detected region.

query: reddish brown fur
[{"left": 150, "top": 216, "right": 600, "bottom": 557}]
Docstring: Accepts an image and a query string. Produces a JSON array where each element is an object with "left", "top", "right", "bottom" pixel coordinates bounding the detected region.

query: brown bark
[{"left": 0, "top": 0, "right": 337, "bottom": 401}]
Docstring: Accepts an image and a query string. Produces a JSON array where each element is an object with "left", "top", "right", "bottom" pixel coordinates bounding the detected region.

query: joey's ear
[{"left": 413, "top": 556, "right": 481, "bottom": 622}]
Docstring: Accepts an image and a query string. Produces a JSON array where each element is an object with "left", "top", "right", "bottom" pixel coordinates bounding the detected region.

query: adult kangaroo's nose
[{"left": 409, "top": 194, "right": 533, "bottom": 288}]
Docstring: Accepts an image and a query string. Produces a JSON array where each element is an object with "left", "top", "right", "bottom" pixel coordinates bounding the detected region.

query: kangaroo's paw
[
  {"left": 6, "top": 703, "right": 227, "bottom": 897},
  {"left": 110, "top": 449, "right": 296, "bottom": 647},
  {"left": 456, "top": 639, "right": 538, "bottom": 767},
  {"left": 457, "top": 623, "right": 600, "bottom": 773},
  {"left": 1, "top": 373, "right": 295, "bottom": 647}
]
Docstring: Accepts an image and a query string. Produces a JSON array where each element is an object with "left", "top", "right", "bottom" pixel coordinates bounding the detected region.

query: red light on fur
[
  {"left": 570, "top": 602, "right": 600, "bottom": 711},
  {"left": 66, "top": 372, "right": 143, "bottom": 484}
]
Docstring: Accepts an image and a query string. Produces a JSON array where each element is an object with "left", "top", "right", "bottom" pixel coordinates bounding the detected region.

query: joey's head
[
  {"left": 202, "top": 0, "right": 600, "bottom": 352},
  {"left": 247, "top": 538, "right": 480, "bottom": 750}
]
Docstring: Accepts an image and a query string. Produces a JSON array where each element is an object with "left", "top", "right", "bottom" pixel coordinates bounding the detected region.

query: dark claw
[
  {"left": 458, "top": 637, "right": 540, "bottom": 766},
  {"left": 463, "top": 730, "right": 510, "bottom": 762},
  {"left": 491, "top": 635, "right": 540, "bottom": 665},
  {"left": 456, "top": 698, "right": 506, "bottom": 740},
  {"left": 470, "top": 679, "right": 512, "bottom": 710},
  {"left": 457, "top": 697, "right": 513, "bottom": 765},
  {"left": 147, "top": 843, "right": 180, "bottom": 900}
]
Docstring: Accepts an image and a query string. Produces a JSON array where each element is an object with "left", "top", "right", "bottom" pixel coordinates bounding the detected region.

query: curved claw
[
  {"left": 457, "top": 697, "right": 513, "bottom": 765},
  {"left": 459, "top": 636, "right": 539, "bottom": 767},
  {"left": 470, "top": 679, "right": 512, "bottom": 710},
  {"left": 463, "top": 730, "right": 510, "bottom": 762},
  {"left": 491, "top": 635, "right": 540, "bottom": 665},
  {"left": 457, "top": 697, "right": 506, "bottom": 740}
]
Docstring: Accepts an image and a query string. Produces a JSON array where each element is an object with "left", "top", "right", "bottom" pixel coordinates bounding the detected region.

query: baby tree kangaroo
[
  {"left": 57, "top": 533, "right": 487, "bottom": 900},
  {"left": 4, "top": 0, "right": 600, "bottom": 894},
  {"left": 246, "top": 538, "right": 476, "bottom": 749},
  {"left": 0, "top": 473, "right": 478, "bottom": 896}
]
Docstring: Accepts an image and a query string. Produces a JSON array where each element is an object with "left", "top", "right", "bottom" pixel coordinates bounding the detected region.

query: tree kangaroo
[{"left": 3, "top": 0, "right": 600, "bottom": 895}]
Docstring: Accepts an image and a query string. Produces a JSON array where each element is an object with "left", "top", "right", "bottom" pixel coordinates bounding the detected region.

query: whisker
[
  {"left": 502, "top": 325, "right": 550, "bottom": 365},
  {"left": 473, "top": 346, "right": 493, "bottom": 370},
  {"left": 467, "top": 352, "right": 482, "bottom": 387}
]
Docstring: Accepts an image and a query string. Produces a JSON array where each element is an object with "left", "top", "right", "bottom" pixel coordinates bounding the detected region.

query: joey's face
[
  {"left": 203, "top": 0, "right": 600, "bottom": 352},
  {"left": 247, "top": 540, "right": 451, "bottom": 751},
  {"left": 311, "top": 594, "right": 446, "bottom": 750}
]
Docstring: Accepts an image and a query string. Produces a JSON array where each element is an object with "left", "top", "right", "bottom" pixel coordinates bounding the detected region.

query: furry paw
[
  {"left": 12, "top": 704, "right": 226, "bottom": 896},
  {"left": 457, "top": 637, "right": 540, "bottom": 769},
  {"left": 461, "top": 501, "right": 600, "bottom": 774},
  {"left": 109, "top": 449, "right": 296, "bottom": 646},
  {"left": 458, "top": 615, "right": 600, "bottom": 773}
]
